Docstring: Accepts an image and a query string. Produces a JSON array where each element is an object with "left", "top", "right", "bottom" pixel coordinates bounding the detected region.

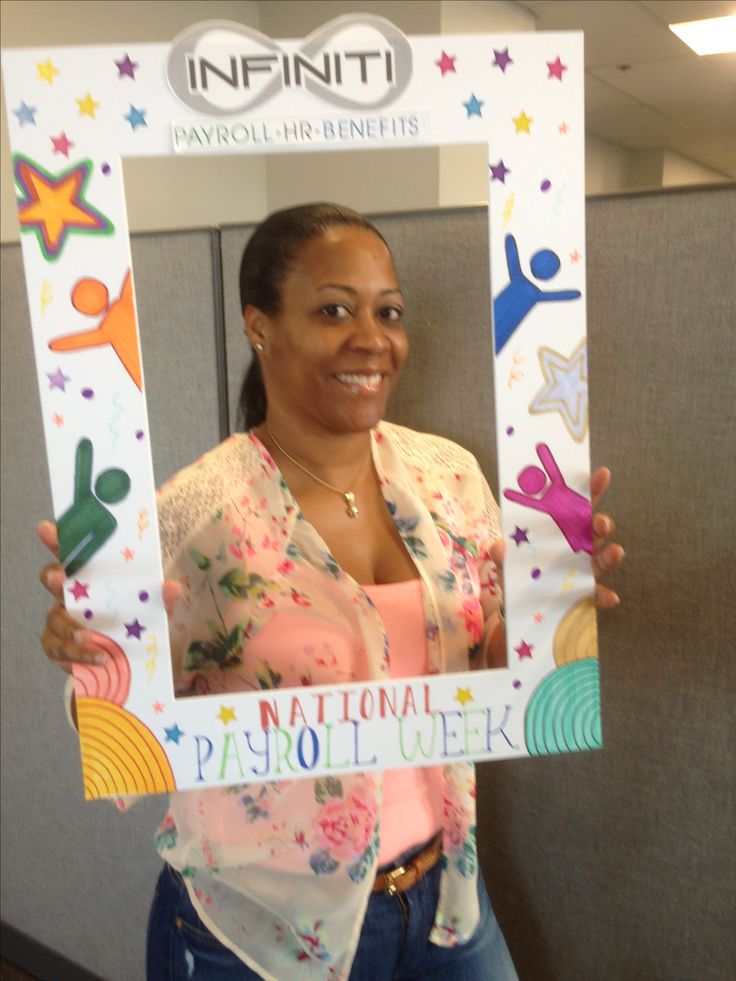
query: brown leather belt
[{"left": 372, "top": 833, "right": 443, "bottom": 895}]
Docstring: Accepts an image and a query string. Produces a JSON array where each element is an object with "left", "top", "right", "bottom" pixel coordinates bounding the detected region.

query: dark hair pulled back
[{"left": 237, "top": 202, "right": 388, "bottom": 430}]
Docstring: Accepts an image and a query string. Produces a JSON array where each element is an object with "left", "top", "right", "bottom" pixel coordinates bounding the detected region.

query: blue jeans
[{"left": 147, "top": 860, "right": 518, "bottom": 980}]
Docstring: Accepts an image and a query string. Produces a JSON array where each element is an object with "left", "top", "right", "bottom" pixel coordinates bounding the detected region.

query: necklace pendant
[{"left": 344, "top": 491, "right": 359, "bottom": 519}]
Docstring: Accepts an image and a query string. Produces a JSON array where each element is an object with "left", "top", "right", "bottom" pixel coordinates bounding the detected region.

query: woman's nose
[{"left": 352, "top": 311, "right": 389, "bottom": 350}]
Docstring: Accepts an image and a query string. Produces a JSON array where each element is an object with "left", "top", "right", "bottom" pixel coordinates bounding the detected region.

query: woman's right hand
[{"left": 38, "top": 520, "right": 181, "bottom": 674}]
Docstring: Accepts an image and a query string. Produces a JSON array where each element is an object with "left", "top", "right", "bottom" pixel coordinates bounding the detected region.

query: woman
[{"left": 40, "top": 204, "right": 623, "bottom": 980}]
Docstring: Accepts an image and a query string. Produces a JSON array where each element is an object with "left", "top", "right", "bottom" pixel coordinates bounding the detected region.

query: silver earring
[{"left": 254, "top": 342, "right": 264, "bottom": 352}]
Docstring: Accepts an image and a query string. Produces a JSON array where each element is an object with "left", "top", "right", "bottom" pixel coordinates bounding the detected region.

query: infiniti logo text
[{"left": 167, "top": 14, "right": 413, "bottom": 115}]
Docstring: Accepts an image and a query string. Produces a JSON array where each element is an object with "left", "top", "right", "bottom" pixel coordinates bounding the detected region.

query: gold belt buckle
[{"left": 384, "top": 864, "right": 407, "bottom": 896}]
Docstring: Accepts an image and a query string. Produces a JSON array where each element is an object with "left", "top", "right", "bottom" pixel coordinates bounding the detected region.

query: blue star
[
  {"left": 124, "top": 104, "right": 147, "bottom": 130},
  {"left": 164, "top": 723, "right": 184, "bottom": 745},
  {"left": 14, "top": 101, "right": 38, "bottom": 127},
  {"left": 463, "top": 93, "right": 484, "bottom": 118}
]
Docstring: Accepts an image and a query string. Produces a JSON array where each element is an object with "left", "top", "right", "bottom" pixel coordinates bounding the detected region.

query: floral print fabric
[{"left": 151, "top": 423, "right": 501, "bottom": 981}]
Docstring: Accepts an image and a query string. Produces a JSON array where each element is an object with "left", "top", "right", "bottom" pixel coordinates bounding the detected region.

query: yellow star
[
  {"left": 512, "top": 110, "right": 533, "bottom": 134},
  {"left": 76, "top": 93, "right": 100, "bottom": 118},
  {"left": 454, "top": 686, "right": 474, "bottom": 707},
  {"left": 36, "top": 59, "right": 59, "bottom": 84},
  {"left": 217, "top": 705, "right": 237, "bottom": 726}
]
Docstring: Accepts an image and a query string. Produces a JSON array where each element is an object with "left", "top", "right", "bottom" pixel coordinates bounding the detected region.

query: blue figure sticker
[
  {"left": 57, "top": 437, "right": 131, "bottom": 575},
  {"left": 493, "top": 234, "right": 581, "bottom": 354}
]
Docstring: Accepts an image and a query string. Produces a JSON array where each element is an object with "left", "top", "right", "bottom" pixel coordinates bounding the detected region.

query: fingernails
[
  {"left": 93, "top": 653, "right": 109, "bottom": 666},
  {"left": 73, "top": 630, "right": 88, "bottom": 647}
]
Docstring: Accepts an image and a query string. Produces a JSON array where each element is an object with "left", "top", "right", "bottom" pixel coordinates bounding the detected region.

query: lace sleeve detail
[{"left": 157, "top": 435, "right": 253, "bottom": 575}]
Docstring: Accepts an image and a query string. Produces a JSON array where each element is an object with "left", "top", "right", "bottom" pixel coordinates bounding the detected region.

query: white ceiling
[{"left": 520, "top": 0, "right": 736, "bottom": 178}]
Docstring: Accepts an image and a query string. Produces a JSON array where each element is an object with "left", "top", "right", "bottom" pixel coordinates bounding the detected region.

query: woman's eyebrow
[{"left": 316, "top": 284, "right": 403, "bottom": 296}]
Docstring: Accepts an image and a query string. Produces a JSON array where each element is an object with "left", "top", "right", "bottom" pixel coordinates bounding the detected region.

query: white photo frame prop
[{"left": 3, "top": 16, "right": 599, "bottom": 800}]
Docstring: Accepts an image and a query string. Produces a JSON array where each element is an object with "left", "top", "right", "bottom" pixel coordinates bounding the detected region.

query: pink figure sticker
[{"left": 504, "top": 443, "right": 592, "bottom": 554}]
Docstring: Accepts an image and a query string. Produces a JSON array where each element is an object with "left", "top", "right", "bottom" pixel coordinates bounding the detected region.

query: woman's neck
[{"left": 256, "top": 418, "right": 375, "bottom": 491}]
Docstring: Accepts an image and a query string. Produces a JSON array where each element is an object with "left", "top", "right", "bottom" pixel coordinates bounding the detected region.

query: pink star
[
  {"left": 68, "top": 580, "right": 90, "bottom": 600},
  {"left": 122, "top": 547, "right": 135, "bottom": 561},
  {"left": 51, "top": 132, "right": 74, "bottom": 157},
  {"left": 493, "top": 48, "right": 513, "bottom": 72},
  {"left": 152, "top": 701, "right": 165, "bottom": 714},
  {"left": 51, "top": 413, "right": 64, "bottom": 427},
  {"left": 570, "top": 249, "right": 582, "bottom": 263},
  {"left": 514, "top": 640, "right": 534, "bottom": 659},
  {"left": 533, "top": 612, "right": 545, "bottom": 624},
  {"left": 558, "top": 121, "right": 570, "bottom": 135},
  {"left": 547, "top": 56, "right": 568, "bottom": 81},
  {"left": 115, "top": 53, "right": 139, "bottom": 79},
  {"left": 435, "top": 50, "right": 457, "bottom": 76}
]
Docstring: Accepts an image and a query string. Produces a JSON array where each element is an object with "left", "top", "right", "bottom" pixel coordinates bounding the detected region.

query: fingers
[
  {"left": 42, "top": 603, "right": 109, "bottom": 670},
  {"left": 595, "top": 583, "right": 620, "bottom": 609},
  {"left": 40, "top": 562, "right": 66, "bottom": 602},
  {"left": 37, "top": 520, "right": 60, "bottom": 559},
  {"left": 163, "top": 579, "right": 182, "bottom": 618},
  {"left": 489, "top": 538, "right": 506, "bottom": 569},
  {"left": 590, "top": 467, "right": 611, "bottom": 508},
  {"left": 593, "top": 541, "right": 625, "bottom": 579}
]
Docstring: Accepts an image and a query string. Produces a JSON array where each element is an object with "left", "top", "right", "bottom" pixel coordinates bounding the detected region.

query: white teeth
[{"left": 336, "top": 373, "right": 382, "bottom": 388}]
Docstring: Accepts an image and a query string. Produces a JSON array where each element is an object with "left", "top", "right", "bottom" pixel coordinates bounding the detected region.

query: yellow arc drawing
[{"left": 77, "top": 697, "right": 176, "bottom": 800}]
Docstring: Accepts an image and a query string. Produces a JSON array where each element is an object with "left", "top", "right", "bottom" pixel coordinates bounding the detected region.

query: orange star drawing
[
  {"left": 52, "top": 413, "right": 64, "bottom": 427},
  {"left": 121, "top": 547, "right": 135, "bottom": 562},
  {"left": 15, "top": 156, "right": 113, "bottom": 261},
  {"left": 48, "top": 270, "right": 142, "bottom": 390}
]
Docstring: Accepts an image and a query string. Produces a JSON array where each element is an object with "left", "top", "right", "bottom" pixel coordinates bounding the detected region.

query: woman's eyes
[{"left": 318, "top": 304, "right": 404, "bottom": 323}]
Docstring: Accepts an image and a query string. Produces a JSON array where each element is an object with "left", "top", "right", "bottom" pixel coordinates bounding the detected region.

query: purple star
[
  {"left": 492, "top": 48, "right": 513, "bottom": 73},
  {"left": 510, "top": 526, "right": 529, "bottom": 546},
  {"left": 490, "top": 159, "right": 510, "bottom": 183},
  {"left": 124, "top": 618, "right": 145, "bottom": 639},
  {"left": 47, "top": 367, "right": 70, "bottom": 391},
  {"left": 514, "top": 640, "right": 534, "bottom": 660},
  {"left": 115, "top": 53, "right": 139, "bottom": 79}
]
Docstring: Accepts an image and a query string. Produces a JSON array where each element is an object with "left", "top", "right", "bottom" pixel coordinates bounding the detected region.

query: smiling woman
[{"left": 37, "top": 201, "right": 622, "bottom": 980}]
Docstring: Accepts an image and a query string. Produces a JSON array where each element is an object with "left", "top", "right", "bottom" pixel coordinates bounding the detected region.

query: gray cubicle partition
[{"left": 2, "top": 186, "right": 734, "bottom": 980}]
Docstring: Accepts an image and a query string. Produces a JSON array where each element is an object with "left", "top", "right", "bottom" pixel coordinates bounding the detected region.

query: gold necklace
[{"left": 266, "top": 427, "right": 363, "bottom": 518}]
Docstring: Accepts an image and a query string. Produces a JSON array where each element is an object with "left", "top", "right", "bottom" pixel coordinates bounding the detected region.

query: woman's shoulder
[
  {"left": 378, "top": 421, "right": 481, "bottom": 476},
  {"left": 156, "top": 433, "right": 267, "bottom": 570}
]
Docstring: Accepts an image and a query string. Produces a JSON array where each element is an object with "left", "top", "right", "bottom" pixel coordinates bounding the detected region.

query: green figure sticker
[{"left": 58, "top": 438, "right": 131, "bottom": 575}]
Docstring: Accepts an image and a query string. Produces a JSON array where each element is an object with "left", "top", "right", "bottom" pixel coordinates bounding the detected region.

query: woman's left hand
[
  {"left": 589, "top": 466, "right": 624, "bottom": 608},
  {"left": 489, "top": 466, "right": 625, "bottom": 606}
]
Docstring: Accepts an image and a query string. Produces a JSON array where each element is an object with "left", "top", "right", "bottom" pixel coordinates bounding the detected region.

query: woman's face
[{"left": 249, "top": 226, "right": 409, "bottom": 436}]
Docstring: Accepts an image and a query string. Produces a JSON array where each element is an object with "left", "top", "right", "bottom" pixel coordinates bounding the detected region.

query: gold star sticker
[
  {"left": 512, "top": 110, "right": 533, "bottom": 134},
  {"left": 217, "top": 705, "right": 237, "bottom": 725},
  {"left": 76, "top": 93, "right": 100, "bottom": 118},
  {"left": 454, "top": 687, "right": 474, "bottom": 707},
  {"left": 36, "top": 59, "right": 59, "bottom": 84}
]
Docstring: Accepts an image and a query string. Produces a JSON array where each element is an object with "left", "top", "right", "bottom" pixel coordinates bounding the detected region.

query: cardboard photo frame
[{"left": 2, "top": 15, "right": 598, "bottom": 799}]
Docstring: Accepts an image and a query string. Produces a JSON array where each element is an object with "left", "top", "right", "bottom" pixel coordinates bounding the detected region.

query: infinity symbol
[{"left": 167, "top": 14, "right": 413, "bottom": 116}]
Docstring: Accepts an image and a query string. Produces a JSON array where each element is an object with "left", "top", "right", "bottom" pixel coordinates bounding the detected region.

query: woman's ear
[{"left": 244, "top": 305, "right": 268, "bottom": 352}]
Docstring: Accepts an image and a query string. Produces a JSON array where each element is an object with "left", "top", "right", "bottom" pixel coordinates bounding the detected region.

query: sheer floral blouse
[{"left": 149, "top": 422, "right": 502, "bottom": 981}]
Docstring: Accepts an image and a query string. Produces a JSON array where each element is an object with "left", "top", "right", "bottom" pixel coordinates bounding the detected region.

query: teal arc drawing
[{"left": 524, "top": 658, "right": 602, "bottom": 755}]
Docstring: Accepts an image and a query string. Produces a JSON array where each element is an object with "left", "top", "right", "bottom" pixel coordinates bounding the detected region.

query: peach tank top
[{"left": 363, "top": 579, "right": 444, "bottom": 867}]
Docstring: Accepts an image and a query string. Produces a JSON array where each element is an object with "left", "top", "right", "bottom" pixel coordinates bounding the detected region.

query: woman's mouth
[{"left": 334, "top": 372, "right": 384, "bottom": 394}]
